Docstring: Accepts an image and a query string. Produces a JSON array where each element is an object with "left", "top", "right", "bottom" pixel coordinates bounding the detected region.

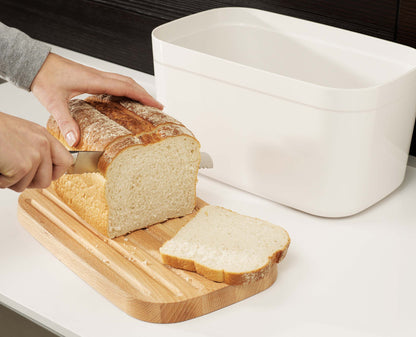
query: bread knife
[
  {"left": 67, "top": 151, "right": 213, "bottom": 174},
  {"left": 67, "top": 151, "right": 102, "bottom": 174}
]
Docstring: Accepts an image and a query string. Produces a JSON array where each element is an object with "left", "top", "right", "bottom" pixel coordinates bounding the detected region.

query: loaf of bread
[
  {"left": 160, "top": 205, "right": 290, "bottom": 285},
  {"left": 48, "top": 95, "right": 201, "bottom": 238}
]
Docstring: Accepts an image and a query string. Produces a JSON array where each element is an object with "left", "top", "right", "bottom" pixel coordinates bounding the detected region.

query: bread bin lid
[{"left": 152, "top": 7, "right": 416, "bottom": 112}]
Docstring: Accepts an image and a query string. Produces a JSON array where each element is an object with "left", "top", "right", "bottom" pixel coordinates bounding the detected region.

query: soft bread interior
[
  {"left": 160, "top": 205, "right": 290, "bottom": 277},
  {"left": 105, "top": 135, "right": 200, "bottom": 237},
  {"left": 53, "top": 173, "right": 108, "bottom": 236}
]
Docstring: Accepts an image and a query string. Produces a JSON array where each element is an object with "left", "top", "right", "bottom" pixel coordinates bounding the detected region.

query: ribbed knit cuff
[{"left": 0, "top": 23, "right": 51, "bottom": 91}]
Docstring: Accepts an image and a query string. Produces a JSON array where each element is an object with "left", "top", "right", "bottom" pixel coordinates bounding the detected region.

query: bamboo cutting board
[{"left": 17, "top": 188, "right": 278, "bottom": 323}]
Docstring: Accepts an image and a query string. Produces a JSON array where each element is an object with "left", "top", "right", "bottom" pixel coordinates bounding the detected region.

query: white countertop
[{"left": 1, "top": 46, "right": 415, "bottom": 337}]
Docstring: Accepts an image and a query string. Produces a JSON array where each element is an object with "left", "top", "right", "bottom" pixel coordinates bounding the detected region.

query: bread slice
[
  {"left": 160, "top": 205, "right": 290, "bottom": 285},
  {"left": 48, "top": 95, "right": 201, "bottom": 238}
]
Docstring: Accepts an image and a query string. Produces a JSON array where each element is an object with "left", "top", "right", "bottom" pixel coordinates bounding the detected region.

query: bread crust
[
  {"left": 47, "top": 96, "right": 199, "bottom": 175},
  {"left": 85, "top": 97, "right": 155, "bottom": 134},
  {"left": 47, "top": 99, "right": 132, "bottom": 151},
  {"left": 89, "top": 94, "right": 183, "bottom": 127}
]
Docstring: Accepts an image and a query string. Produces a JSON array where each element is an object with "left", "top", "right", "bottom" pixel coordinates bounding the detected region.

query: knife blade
[
  {"left": 199, "top": 151, "right": 214, "bottom": 169},
  {"left": 67, "top": 151, "right": 213, "bottom": 174},
  {"left": 68, "top": 151, "right": 102, "bottom": 174}
]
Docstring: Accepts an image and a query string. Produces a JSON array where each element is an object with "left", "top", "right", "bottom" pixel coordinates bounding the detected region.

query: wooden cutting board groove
[{"left": 17, "top": 188, "right": 278, "bottom": 323}]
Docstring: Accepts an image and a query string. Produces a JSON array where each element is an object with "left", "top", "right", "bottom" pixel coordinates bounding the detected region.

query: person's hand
[
  {"left": 30, "top": 53, "right": 163, "bottom": 147},
  {"left": 0, "top": 112, "right": 73, "bottom": 192}
]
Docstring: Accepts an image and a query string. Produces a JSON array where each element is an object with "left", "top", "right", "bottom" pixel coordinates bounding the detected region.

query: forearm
[{"left": 0, "top": 22, "right": 50, "bottom": 91}]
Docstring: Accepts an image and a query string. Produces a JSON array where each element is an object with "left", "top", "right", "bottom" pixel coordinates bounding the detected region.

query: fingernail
[{"left": 65, "top": 131, "right": 76, "bottom": 147}]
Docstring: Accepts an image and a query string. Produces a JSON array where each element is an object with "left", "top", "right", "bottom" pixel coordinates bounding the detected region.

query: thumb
[{"left": 49, "top": 99, "right": 80, "bottom": 147}]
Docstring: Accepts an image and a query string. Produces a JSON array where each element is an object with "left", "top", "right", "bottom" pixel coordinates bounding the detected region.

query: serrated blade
[
  {"left": 67, "top": 151, "right": 102, "bottom": 174},
  {"left": 199, "top": 151, "right": 213, "bottom": 169}
]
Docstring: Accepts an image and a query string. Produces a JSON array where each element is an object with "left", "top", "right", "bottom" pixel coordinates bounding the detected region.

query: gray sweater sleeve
[{"left": 0, "top": 22, "right": 51, "bottom": 91}]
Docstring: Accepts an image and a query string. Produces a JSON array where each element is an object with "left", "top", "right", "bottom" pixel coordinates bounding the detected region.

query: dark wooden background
[{"left": 1, "top": 0, "right": 415, "bottom": 155}]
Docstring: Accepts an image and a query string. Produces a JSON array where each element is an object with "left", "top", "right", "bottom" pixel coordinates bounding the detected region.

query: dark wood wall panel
[
  {"left": 0, "top": 0, "right": 415, "bottom": 156},
  {"left": 396, "top": 0, "right": 416, "bottom": 155},
  {"left": 91, "top": 0, "right": 398, "bottom": 39},
  {"left": 260, "top": 0, "right": 397, "bottom": 29},
  {"left": 397, "top": 0, "right": 416, "bottom": 47},
  {"left": 0, "top": 0, "right": 164, "bottom": 72},
  {"left": 396, "top": 0, "right": 416, "bottom": 47}
]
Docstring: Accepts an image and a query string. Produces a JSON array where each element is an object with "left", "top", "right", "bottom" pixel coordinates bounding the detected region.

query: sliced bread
[
  {"left": 160, "top": 205, "right": 290, "bottom": 285},
  {"left": 48, "top": 95, "right": 201, "bottom": 238}
]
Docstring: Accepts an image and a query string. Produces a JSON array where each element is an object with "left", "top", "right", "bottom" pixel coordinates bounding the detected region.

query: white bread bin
[{"left": 152, "top": 7, "right": 416, "bottom": 217}]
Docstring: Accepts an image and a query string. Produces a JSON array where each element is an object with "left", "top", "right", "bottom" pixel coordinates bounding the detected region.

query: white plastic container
[{"left": 152, "top": 7, "right": 416, "bottom": 217}]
